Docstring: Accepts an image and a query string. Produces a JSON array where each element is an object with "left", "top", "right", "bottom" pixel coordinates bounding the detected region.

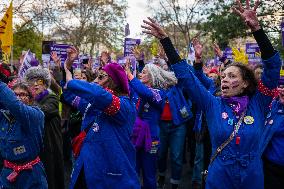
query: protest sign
[
  {"left": 50, "top": 44, "right": 80, "bottom": 68},
  {"left": 51, "top": 44, "right": 70, "bottom": 65},
  {"left": 18, "top": 50, "right": 39, "bottom": 78},
  {"left": 124, "top": 38, "right": 141, "bottom": 57},
  {"left": 223, "top": 47, "right": 234, "bottom": 61},
  {"left": 245, "top": 43, "right": 261, "bottom": 64}
]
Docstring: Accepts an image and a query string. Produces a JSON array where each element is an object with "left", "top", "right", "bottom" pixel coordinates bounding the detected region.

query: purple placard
[
  {"left": 117, "top": 55, "right": 137, "bottom": 77},
  {"left": 246, "top": 43, "right": 261, "bottom": 64},
  {"left": 214, "top": 55, "right": 220, "bottom": 65},
  {"left": 18, "top": 50, "right": 39, "bottom": 78},
  {"left": 51, "top": 44, "right": 80, "bottom": 68},
  {"left": 281, "top": 21, "right": 284, "bottom": 47},
  {"left": 223, "top": 47, "right": 233, "bottom": 61},
  {"left": 124, "top": 38, "right": 141, "bottom": 57},
  {"left": 51, "top": 44, "right": 70, "bottom": 65}
]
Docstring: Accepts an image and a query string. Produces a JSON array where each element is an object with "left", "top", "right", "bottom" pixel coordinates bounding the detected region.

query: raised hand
[
  {"left": 232, "top": 0, "right": 261, "bottom": 32},
  {"left": 141, "top": 17, "right": 168, "bottom": 39},
  {"left": 64, "top": 60, "right": 73, "bottom": 84},
  {"left": 66, "top": 46, "right": 79, "bottom": 62},
  {"left": 192, "top": 38, "right": 203, "bottom": 60},
  {"left": 51, "top": 51, "right": 61, "bottom": 67},
  {"left": 124, "top": 57, "right": 134, "bottom": 80},
  {"left": 51, "top": 51, "right": 60, "bottom": 62},
  {"left": 213, "top": 43, "right": 223, "bottom": 58},
  {"left": 66, "top": 46, "right": 79, "bottom": 69},
  {"left": 158, "top": 47, "right": 168, "bottom": 61},
  {"left": 131, "top": 45, "right": 142, "bottom": 60}
]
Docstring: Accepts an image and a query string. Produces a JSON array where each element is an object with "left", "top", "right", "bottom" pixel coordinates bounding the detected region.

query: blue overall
[
  {"left": 129, "top": 78, "right": 165, "bottom": 189},
  {"left": 0, "top": 81, "right": 47, "bottom": 189},
  {"left": 65, "top": 80, "right": 140, "bottom": 189},
  {"left": 171, "top": 52, "right": 281, "bottom": 189}
]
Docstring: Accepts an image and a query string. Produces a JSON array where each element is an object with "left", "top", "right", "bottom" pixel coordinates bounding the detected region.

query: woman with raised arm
[
  {"left": 62, "top": 47, "right": 140, "bottom": 189},
  {"left": 141, "top": 0, "right": 282, "bottom": 188},
  {"left": 0, "top": 81, "right": 47, "bottom": 188},
  {"left": 125, "top": 60, "right": 178, "bottom": 189}
]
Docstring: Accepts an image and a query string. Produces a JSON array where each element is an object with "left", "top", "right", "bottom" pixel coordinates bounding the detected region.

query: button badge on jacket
[
  {"left": 244, "top": 116, "right": 254, "bottom": 125},
  {"left": 180, "top": 106, "right": 189, "bottom": 118},
  {"left": 150, "top": 141, "right": 159, "bottom": 154},
  {"left": 13, "top": 145, "right": 26, "bottom": 155},
  {"left": 222, "top": 112, "right": 228, "bottom": 119},
  {"left": 228, "top": 118, "right": 234, "bottom": 126},
  {"left": 144, "top": 103, "right": 150, "bottom": 112},
  {"left": 92, "top": 123, "right": 100, "bottom": 133}
]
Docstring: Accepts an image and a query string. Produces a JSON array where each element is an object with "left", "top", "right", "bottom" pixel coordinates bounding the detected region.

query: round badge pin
[
  {"left": 222, "top": 112, "right": 228, "bottom": 119},
  {"left": 244, "top": 116, "right": 254, "bottom": 125},
  {"left": 228, "top": 118, "right": 234, "bottom": 126}
]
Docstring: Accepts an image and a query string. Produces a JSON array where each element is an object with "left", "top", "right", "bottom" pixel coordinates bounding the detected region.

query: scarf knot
[{"left": 222, "top": 96, "right": 249, "bottom": 116}]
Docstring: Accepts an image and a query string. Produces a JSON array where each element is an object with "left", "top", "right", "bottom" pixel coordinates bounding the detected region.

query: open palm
[{"left": 232, "top": 0, "right": 261, "bottom": 32}]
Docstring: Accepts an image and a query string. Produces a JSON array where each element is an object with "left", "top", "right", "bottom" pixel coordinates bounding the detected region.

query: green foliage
[
  {"left": 272, "top": 36, "right": 284, "bottom": 60},
  {"left": 201, "top": 0, "right": 283, "bottom": 49},
  {"left": 201, "top": 7, "right": 247, "bottom": 48},
  {"left": 13, "top": 24, "right": 42, "bottom": 60},
  {"left": 47, "top": 0, "right": 127, "bottom": 55}
]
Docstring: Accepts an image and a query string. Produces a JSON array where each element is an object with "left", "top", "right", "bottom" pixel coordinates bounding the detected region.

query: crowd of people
[{"left": 0, "top": 0, "right": 283, "bottom": 189}]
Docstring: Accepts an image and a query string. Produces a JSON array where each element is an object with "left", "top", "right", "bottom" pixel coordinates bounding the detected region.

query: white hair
[
  {"left": 144, "top": 64, "right": 177, "bottom": 89},
  {"left": 24, "top": 66, "right": 51, "bottom": 87}
]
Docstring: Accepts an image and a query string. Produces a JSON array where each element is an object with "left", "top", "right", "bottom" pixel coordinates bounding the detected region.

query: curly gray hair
[
  {"left": 24, "top": 66, "right": 51, "bottom": 87},
  {"left": 144, "top": 64, "right": 177, "bottom": 89}
]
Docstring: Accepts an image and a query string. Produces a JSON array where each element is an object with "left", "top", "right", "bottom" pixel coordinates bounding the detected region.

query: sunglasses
[
  {"left": 29, "top": 79, "right": 44, "bottom": 86},
  {"left": 97, "top": 74, "right": 108, "bottom": 80}
]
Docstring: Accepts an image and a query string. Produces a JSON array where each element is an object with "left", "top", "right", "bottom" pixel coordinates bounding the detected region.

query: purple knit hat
[{"left": 102, "top": 62, "right": 129, "bottom": 95}]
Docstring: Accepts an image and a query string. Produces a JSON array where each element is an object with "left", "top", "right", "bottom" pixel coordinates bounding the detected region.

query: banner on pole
[
  {"left": 18, "top": 50, "right": 39, "bottom": 78},
  {"left": 0, "top": 2, "right": 13, "bottom": 63}
]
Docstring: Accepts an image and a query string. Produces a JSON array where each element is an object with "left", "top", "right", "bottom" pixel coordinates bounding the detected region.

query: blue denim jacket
[
  {"left": 64, "top": 80, "right": 140, "bottom": 189},
  {"left": 0, "top": 81, "right": 47, "bottom": 188},
  {"left": 163, "top": 86, "right": 192, "bottom": 126},
  {"left": 171, "top": 53, "right": 282, "bottom": 189},
  {"left": 129, "top": 78, "right": 165, "bottom": 138}
]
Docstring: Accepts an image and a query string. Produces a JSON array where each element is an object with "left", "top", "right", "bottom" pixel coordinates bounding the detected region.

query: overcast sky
[
  {"left": 0, "top": 0, "right": 149, "bottom": 38},
  {"left": 126, "top": 1, "right": 150, "bottom": 38},
  {"left": 0, "top": 0, "right": 192, "bottom": 39}
]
